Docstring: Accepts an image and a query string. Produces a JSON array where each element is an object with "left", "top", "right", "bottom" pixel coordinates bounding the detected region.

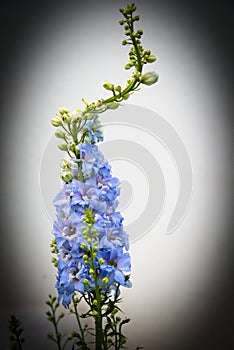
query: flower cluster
[{"left": 52, "top": 143, "right": 131, "bottom": 307}]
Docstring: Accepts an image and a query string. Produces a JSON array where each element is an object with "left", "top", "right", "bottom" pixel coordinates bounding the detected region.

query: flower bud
[
  {"left": 93, "top": 299, "right": 98, "bottom": 306},
  {"left": 58, "top": 106, "right": 69, "bottom": 115},
  {"left": 140, "top": 71, "right": 159, "bottom": 86},
  {"left": 144, "top": 49, "right": 151, "bottom": 55},
  {"left": 124, "top": 62, "right": 131, "bottom": 70},
  {"left": 98, "top": 258, "right": 104, "bottom": 265},
  {"left": 89, "top": 268, "right": 95, "bottom": 275},
  {"left": 51, "top": 117, "right": 62, "bottom": 127},
  {"left": 61, "top": 171, "right": 73, "bottom": 183},
  {"left": 146, "top": 54, "right": 156, "bottom": 63},
  {"left": 83, "top": 279, "right": 89, "bottom": 285},
  {"left": 68, "top": 142, "right": 76, "bottom": 153},
  {"left": 107, "top": 101, "right": 119, "bottom": 110},
  {"left": 55, "top": 130, "right": 65, "bottom": 139},
  {"left": 127, "top": 78, "right": 134, "bottom": 84},
  {"left": 102, "top": 277, "right": 109, "bottom": 284},
  {"left": 133, "top": 15, "right": 140, "bottom": 21},
  {"left": 115, "top": 85, "right": 122, "bottom": 93},
  {"left": 123, "top": 93, "right": 130, "bottom": 100},
  {"left": 80, "top": 243, "right": 87, "bottom": 250},
  {"left": 103, "top": 81, "right": 114, "bottom": 91},
  {"left": 58, "top": 142, "right": 68, "bottom": 151},
  {"left": 133, "top": 71, "right": 141, "bottom": 79},
  {"left": 61, "top": 113, "right": 70, "bottom": 123},
  {"left": 60, "top": 159, "right": 71, "bottom": 169}
]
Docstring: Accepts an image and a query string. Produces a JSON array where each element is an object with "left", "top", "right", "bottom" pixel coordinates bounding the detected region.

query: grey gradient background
[{"left": 0, "top": 0, "right": 233, "bottom": 349}]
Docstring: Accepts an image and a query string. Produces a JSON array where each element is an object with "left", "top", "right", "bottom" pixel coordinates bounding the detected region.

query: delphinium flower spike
[{"left": 49, "top": 3, "right": 158, "bottom": 349}]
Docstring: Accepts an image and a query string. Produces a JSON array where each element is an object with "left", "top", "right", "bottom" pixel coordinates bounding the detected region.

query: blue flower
[
  {"left": 84, "top": 115, "right": 103, "bottom": 143},
  {"left": 99, "top": 247, "right": 131, "bottom": 287},
  {"left": 56, "top": 262, "right": 87, "bottom": 307},
  {"left": 79, "top": 143, "right": 106, "bottom": 177}
]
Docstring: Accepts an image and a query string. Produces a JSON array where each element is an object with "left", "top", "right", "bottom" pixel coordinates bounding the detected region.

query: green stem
[
  {"left": 53, "top": 315, "right": 62, "bottom": 350},
  {"left": 114, "top": 316, "right": 118, "bottom": 350},
  {"left": 89, "top": 236, "right": 106, "bottom": 350},
  {"left": 72, "top": 296, "right": 86, "bottom": 349}
]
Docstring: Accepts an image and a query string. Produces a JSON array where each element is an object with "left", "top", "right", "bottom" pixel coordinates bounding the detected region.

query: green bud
[
  {"left": 146, "top": 54, "right": 156, "bottom": 63},
  {"left": 125, "top": 62, "right": 132, "bottom": 70},
  {"left": 133, "top": 71, "right": 141, "bottom": 79},
  {"left": 57, "top": 142, "right": 68, "bottom": 151},
  {"left": 55, "top": 130, "right": 65, "bottom": 139},
  {"left": 61, "top": 171, "right": 73, "bottom": 183},
  {"left": 83, "top": 254, "right": 89, "bottom": 261},
  {"left": 119, "top": 20, "right": 124, "bottom": 25},
  {"left": 89, "top": 268, "right": 95, "bottom": 275},
  {"left": 84, "top": 208, "right": 95, "bottom": 225},
  {"left": 122, "top": 40, "right": 128, "bottom": 46},
  {"left": 103, "top": 81, "right": 114, "bottom": 91},
  {"left": 83, "top": 279, "right": 89, "bottom": 285},
  {"left": 137, "top": 29, "right": 143, "bottom": 35},
  {"left": 98, "top": 258, "right": 104, "bottom": 265},
  {"left": 58, "top": 106, "right": 69, "bottom": 115},
  {"left": 102, "top": 277, "right": 109, "bottom": 284},
  {"left": 93, "top": 299, "right": 98, "bottom": 306},
  {"left": 51, "top": 117, "right": 62, "bottom": 127},
  {"left": 60, "top": 159, "right": 71, "bottom": 169},
  {"left": 115, "top": 85, "right": 122, "bottom": 93},
  {"left": 61, "top": 113, "right": 70, "bottom": 123},
  {"left": 107, "top": 101, "right": 119, "bottom": 110},
  {"left": 140, "top": 71, "right": 159, "bottom": 86},
  {"left": 80, "top": 243, "right": 87, "bottom": 250},
  {"left": 127, "top": 78, "right": 135, "bottom": 84},
  {"left": 92, "top": 310, "right": 99, "bottom": 316},
  {"left": 144, "top": 49, "right": 151, "bottom": 55},
  {"left": 123, "top": 93, "right": 130, "bottom": 100},
  {"left": 68, "top": 142, "right": 76, "bottom": 152},
  {"left": 125, "top": 29, "right": 131, "bottom": 36},
  {"left": 133, "top": 15, "right": 140, "bottom": 21}
]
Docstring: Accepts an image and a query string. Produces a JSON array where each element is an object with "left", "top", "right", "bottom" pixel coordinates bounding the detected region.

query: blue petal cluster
[
  {"left": 84, "top": 115, "right": 103, "bottom": 143},
  {"left": 52, "top": 143, "right": 131, "bottom": 307}
]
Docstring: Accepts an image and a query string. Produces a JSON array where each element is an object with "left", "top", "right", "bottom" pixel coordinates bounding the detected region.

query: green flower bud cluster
[
  {"left": 50, "top": 238, "right": 58, "bottom": 267},
  {"left": 51, "top": 107, "right": 71, "bottom": 127},
  {"left": 119, "top": 3, "right": 157, "bottom": 77},
  {"left": 51, "top": 2, "right": 158, "bottom": 176}
]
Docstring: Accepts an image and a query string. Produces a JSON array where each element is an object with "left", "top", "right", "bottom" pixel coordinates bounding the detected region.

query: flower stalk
[{"left": 48, "top": 3, "right": 157, "bottom": 349}]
